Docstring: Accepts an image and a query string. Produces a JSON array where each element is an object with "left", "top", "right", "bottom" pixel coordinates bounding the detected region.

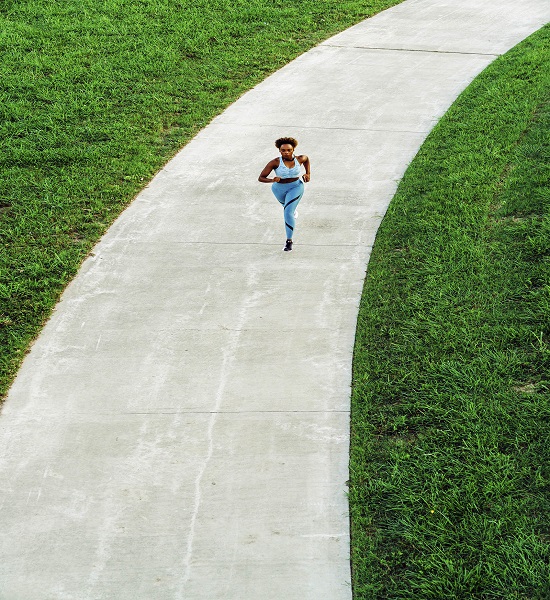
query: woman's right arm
[{"left": 258, "top": 159, "right": 280, "bottom": 183}]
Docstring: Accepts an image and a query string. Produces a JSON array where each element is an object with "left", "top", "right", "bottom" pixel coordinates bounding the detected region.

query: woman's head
[
  {"left": 275, "top": 137, "right": 298, "bottom": 150},
  {"left": 275, "top": 137, "right": 298, "bottom": 160}
]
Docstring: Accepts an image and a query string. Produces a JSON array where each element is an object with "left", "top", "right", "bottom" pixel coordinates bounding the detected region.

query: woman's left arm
[{"left": 298, "top": 155, "right": 310, "bottom": 182}]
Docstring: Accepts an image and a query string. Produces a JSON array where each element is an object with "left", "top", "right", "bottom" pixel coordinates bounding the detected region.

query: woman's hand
[
  {"left": 273, "top": 176, "right": 281, "bottom": 183},
  {"left": 302, "top": 174, "right": 310, "bottom": 183}
]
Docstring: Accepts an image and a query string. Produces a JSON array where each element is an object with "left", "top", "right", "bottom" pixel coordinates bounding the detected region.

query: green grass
[
  {"left": 350, "top": 25, "right": 550, "bottom": 599},
  {"left": 0, "top": 0, "right": 403, "bottom": 401}
]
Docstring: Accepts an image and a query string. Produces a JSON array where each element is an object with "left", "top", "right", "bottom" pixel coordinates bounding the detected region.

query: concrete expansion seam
[
  {"left": 124, "top": 410, "right": 350, "bottom": 415},
  {"left": 322, "top": 43, "right": 501, "bottom": 56},
  {"left": 219, "top": 126, "right": 431, "bottom": 135}
]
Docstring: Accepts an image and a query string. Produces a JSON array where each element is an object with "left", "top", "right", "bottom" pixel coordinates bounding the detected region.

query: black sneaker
[{"left": 283, "top": 239, "right": 293, "bottom": 252}]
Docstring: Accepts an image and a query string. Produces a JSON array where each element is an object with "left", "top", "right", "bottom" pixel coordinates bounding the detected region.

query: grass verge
[
  {"left": 0, "top": 0, "right": 403, "bottom": 401},
  {"left": 350, "top": 25, "right": 550, "bottom": 599}
]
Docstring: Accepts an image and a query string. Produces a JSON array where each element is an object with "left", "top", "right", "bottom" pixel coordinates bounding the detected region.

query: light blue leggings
[{"left": 271, "top": 180, "right": 304, "bottom": 239}]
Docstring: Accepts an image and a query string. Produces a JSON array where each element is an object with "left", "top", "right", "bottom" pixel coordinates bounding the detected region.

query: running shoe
[{"left": 283, "top": 239, "right": 293, "bottom": 252}]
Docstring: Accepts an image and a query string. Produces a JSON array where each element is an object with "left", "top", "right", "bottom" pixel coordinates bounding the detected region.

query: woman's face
[{"left": 279, "top": 144, "right": 294, "bottom": 160}]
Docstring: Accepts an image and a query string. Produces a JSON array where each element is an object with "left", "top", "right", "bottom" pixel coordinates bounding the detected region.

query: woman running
[{"left": 258, "top": 137, "right": 310, "bottom": 252}]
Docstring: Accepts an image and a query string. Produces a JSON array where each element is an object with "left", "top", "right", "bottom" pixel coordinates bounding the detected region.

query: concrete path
[{"left": 1, "top": 1, "right": 548, "bottom": 598}]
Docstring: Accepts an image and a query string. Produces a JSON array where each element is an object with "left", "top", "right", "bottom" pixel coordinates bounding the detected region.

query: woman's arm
[
  {"left": 298, "top": 155, "right": 310, "bottom": 182},
  {"left": 258, "top": 159, "right": 281, "bottom": 183}
]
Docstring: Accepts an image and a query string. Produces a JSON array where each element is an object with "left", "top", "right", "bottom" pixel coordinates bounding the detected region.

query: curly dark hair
[{"left": 275, "top": 137, "right": 298, "bottom": 149}]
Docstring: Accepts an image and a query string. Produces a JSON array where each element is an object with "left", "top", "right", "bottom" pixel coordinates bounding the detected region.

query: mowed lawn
[
  {"left": 0, "top": 0, "right": 402, "bottom": 400},
  {"left": 350, "top": 25, "right": 550, "bottom": 599}
]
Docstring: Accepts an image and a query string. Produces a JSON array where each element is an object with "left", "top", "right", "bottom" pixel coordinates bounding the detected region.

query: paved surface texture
[{"left": 1, "top": 1, "right": 548, "bottom": 598}]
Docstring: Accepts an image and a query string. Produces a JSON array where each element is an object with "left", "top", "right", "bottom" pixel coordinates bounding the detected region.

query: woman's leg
[
  {"left": 271, "top": 182, "right": 287, "bottom": 207},
  {"left": 282, "top": 181, "right": 304, "bottom": 239}
]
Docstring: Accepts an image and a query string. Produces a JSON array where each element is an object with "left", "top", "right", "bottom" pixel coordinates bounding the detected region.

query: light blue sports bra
[{"left": 274, "top": 156, "right": 301, "bottom": 178}]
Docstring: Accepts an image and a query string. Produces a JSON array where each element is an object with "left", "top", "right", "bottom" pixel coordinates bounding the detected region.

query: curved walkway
[{"left": 1, "top": 1, "right": 549, "bottom": 598}]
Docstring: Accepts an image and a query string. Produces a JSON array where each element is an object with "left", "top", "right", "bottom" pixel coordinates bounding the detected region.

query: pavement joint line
[
  {"left": 47, "top": 331, "right": 356, "bottom": 336},
  {"left": 102, "top": 328, "right": 358, "bottom": 333},
  {"left": 321, "top": 43, "right": 500, "bottom": 57},
  {"left": 123, "top": 241, "right": 374, "bottom": 247},
  {"left": 212, "top": 122, "right": 431, "bottom": 135},
  {"left": 19, "top": 410, "right": 351, "bottom": 416},
  {"left": 123, "top": 410, "right": 351, "bottom": 415}
]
